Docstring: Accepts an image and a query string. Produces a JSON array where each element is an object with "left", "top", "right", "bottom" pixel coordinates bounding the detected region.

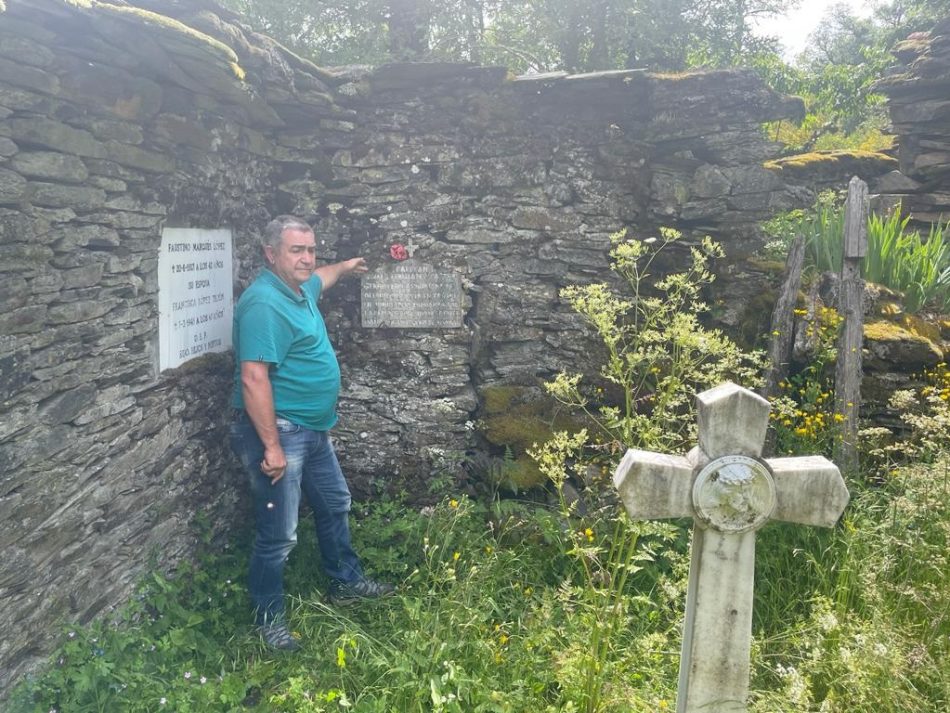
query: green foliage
[
  {"left": 756, "top": 1, "right": 946, "bottom": 152},
  {"left": 800, "top": 190, "right": 845, "bottom": 274},
  {"left": 543, "top": 228, "right": 763, "bottom": 455},
  {"left": 866, "top": 362, "right": 950, "bottom": 465},
  {"left": 11, "top": 439, "right": 950, "bottom": 712},
  {"left": 865, "top": 212, "right": 950, "bottom": 313},
  {"left": 218, "top": 1, "right": 944, "bottom": 149},
  {"left": 750, "top": 457, "right": 950, "bottom": 712},
  {"left": 8, "top": 554, "right": 253, "bottom": 713},
  {"left": 219, "top": 1, "right": 786, "bottom": 73},
  {"left": 765, "top": 194, "right": 950, "bottom": 313}
]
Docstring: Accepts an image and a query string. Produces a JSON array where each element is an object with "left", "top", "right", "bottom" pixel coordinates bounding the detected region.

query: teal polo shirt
[{"left": 231, "top": 270, "right": 341, "bottom": 431}]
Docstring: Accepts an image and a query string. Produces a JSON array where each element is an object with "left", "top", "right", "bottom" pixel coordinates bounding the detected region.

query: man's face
[{"left": 266, "top": 228, "right": 316, "bottom": 291}]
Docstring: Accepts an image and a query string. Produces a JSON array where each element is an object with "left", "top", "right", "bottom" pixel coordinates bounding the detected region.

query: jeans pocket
[{"left": 275, "top": 418, "right": 300, "bottom": 435}]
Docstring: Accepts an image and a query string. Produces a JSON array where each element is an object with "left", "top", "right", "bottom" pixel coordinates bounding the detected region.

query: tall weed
[{"left": 545, "top": 228, "right": 763, "bottom": 455}]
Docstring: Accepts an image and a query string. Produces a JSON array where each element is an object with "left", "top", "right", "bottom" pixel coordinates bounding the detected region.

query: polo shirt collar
[{"left": 262, "top": 268, "right": 307, "bottom": 303}]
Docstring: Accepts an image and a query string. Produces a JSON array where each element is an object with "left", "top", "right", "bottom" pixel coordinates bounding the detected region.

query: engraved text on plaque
[
  {"left": 361, "top": 261, "right": 463, "bottom": 329},
  {"left": 158, "top": 228, "right": 233, "bottom": 370}
]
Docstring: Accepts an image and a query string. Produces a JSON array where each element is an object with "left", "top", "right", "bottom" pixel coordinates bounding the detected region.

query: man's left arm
[{"left": 315, "top": 257, "right": 368, "bottom": 291}]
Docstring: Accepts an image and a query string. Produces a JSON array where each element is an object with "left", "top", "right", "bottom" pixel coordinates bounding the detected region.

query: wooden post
[
  {"left": 761, "top": 233, "right": 806, "bottom": 402},
  {"left": 833, "top": 176, "right": 868, "bottom": 474}
]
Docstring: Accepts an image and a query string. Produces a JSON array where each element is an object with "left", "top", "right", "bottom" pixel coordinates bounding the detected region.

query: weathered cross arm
[
  {"left": 770, "top": 456, "right": 850, "bottom": 527},
  {"left": 614, "top": 449, "right": 693, "bottom": 520}
]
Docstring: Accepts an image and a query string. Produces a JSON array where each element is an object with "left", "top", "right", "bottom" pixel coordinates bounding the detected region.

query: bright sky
[{"left": 752, "top": 0, "right": 876, "bottom": 62}]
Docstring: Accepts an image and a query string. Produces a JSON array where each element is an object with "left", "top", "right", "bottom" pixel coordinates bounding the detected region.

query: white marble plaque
[{"left": 158, "top": 228, "right": 233, "bottom": 371}]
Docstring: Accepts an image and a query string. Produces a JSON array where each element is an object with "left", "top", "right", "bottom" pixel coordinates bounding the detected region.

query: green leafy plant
[
  {"left": 529, "top": 429, "right": 682, "bottom": 713},
  {"left": 865, "top": 211, "right": 950, "bottom": 312},
  {"left": 768, "top": 193, "right": 950, "bottom": 313},
  {"left": 865, "top": 362, "right": 950, "bottom": 465},
  {"left": 10, "top": 447, "right": 949, "bottom": 713},
  {"left": 524, "top": 228, "right": 764, "bottom": 711},
  {"left": 545, "top": 227, "right": 763, "bottom": 456},
  {"left": 751, "top": 456, "right": 950, "bottom": 712}
]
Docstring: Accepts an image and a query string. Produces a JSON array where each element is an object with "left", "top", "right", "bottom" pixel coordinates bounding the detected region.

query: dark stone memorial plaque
[{"left": 361, "top": 261, "right": 463, "bottom": 328}]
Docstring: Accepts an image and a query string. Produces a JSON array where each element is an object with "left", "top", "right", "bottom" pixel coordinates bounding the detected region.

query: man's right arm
[{"left": 240, "top": 360, "right": 287, "bottom": 484}]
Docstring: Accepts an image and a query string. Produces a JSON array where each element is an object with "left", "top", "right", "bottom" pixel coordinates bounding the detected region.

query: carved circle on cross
[{"left": 692, "top": 455, "right": 777, "bottom": 533}]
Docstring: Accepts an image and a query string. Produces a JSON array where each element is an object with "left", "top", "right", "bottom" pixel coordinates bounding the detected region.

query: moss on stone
[
  {"left": 479, "top": 384, "right": 580, "bottom": 492},
  {"left": 648, "top": 70, "right": 697, "bottom": 81},
  {"left": 501, "top": 455, "right": 546, "bottom": 491},
  {"left": 63, "top": 1, "right": 245, "bottom": 79},
  {"left": 480, "top": 385, "right": 556, "bottom": 452},
  {"left": 481, "top": 385, "right": 520, "bottom": 415},
  {"left": 482, "top": 412, "right": 555, "bottom": 453},
  {"left": 864, "top": 318, "right": 938, "bottom": 348},
  {"left": 763, "top": 150, "right": 897, "bottom": 179},
  {"left": 744, "top": 256, "right": 787, "bottom": 275},
  {"left": 893, "top": 38, "right": 931, "bottom": 55},
  {"left": 900, "top": 313, "right": 941, "bottom": 343}
]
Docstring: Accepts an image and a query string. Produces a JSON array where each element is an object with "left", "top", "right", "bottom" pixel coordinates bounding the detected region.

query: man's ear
[{"left": 263, "top": 244, "right": 275, "bottom": 265}]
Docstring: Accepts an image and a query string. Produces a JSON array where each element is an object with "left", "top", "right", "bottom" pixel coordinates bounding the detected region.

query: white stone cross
[
  {"left": 613, "top": 382, "right": 850, "bottom": 713},
  {"left": 405, "top": 236, "right": 418, "bottom": 258}
]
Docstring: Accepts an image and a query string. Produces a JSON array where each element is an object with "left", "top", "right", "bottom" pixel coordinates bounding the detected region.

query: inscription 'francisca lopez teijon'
[{"left": 361, "top": 260, "right": 463, "bottom": 329}]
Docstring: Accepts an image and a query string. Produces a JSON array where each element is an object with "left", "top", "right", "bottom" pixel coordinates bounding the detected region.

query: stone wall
[
  {"left": 315, "top": 64, "right": 807, "bottom": 492},
  {"left": 0, "top": 0, "right": 360, "bottom": 693},
  {"left": 0, "top": 0, "right": 822, "bottom": 694},
  {"left": 874, "top": 16, "right": 950, "bottom": 223}
]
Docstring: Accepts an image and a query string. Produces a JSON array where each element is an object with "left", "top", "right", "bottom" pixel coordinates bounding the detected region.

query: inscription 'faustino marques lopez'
[{"left": 360, "top": 260, "right": 464, "bottom": 329}]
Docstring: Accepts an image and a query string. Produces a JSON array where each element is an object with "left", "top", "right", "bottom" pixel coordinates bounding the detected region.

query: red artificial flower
[{"left": 390, "top": 243, "right": 409, "bottom": 261}]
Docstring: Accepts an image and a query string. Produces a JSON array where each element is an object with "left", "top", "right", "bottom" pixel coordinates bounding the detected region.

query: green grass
[{"left": 9, "top": 454, "right": 950, "bottom": 712}]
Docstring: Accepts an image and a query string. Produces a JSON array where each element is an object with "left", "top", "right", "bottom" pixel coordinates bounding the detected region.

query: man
[{"left": 230, "top": 215, "right": 393, "bottom": 651}]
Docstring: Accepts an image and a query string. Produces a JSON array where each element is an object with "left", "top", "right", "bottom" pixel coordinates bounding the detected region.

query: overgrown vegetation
[
  {"left": 10, "top": 452, "right": 948, "bottom": 711},
  {"left": 763, "top": 192, "right": 950, "bottom": 313},
  {"left": 541, "top": 228, "right": 763, "bottom": 455}
]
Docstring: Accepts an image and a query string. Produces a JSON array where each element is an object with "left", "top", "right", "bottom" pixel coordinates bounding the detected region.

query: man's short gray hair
[{"left": 262, "top": 215, "right": 313, "bottom": 250}]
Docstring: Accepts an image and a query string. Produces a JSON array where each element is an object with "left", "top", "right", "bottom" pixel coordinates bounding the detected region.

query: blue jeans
[{"left": 230, "top": 413, "right": 364, "bottom": 625}]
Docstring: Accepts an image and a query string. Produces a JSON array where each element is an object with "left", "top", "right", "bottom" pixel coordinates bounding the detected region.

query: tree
[
  {"left": 220, "top": 0, "right": 788, "bottom": 72},
  {"left": 772, "top": 0, "right": 949, "bottom": 150}
]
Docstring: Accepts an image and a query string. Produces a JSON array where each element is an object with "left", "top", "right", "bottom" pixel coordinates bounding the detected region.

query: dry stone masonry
[
  {"left": 876, "top": 16, "right": 950, "bottom": 224},
  {"left": 1, "top": 0, "right": 943, "bottom": 695},
  {"left": 0, "top": 0, "right": 370, "bottom": 692}
]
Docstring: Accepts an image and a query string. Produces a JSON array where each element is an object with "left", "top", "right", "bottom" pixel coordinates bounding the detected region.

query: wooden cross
[{"left": 613, "top": 382, "right": 850, "bottom": 713}]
